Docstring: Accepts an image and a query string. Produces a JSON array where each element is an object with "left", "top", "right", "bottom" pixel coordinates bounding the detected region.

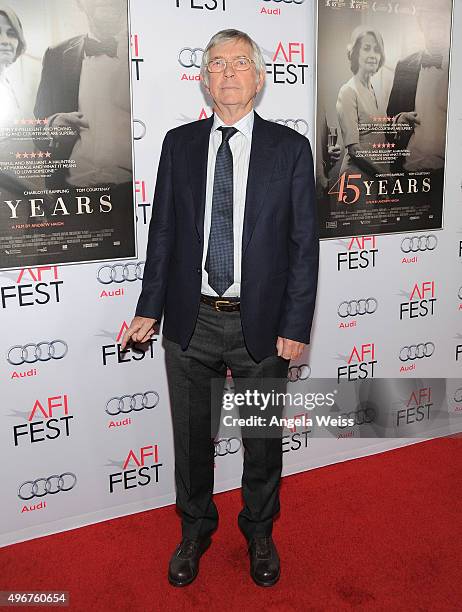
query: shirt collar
[{"left": 212, "top": 109, "right": 254, "bottom": 139}]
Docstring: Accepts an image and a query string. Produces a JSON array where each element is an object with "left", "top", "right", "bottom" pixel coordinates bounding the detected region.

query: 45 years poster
[
  {"left": 316, "top": 0, "right": 453, "bottom": 238},
  {"left": 0, "top": 0, "right": 135, "bottom": 269}
]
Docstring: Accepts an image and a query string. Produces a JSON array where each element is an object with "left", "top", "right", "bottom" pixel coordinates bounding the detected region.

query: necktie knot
[{"left": 218, "top": 126, "right": 238, "bottom": 143}]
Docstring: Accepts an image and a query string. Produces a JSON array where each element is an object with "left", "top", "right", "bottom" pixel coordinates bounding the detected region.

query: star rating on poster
[
  {"left": 15, "top": 151, "right": 52, "bottom": 159},
  {"left": 14, "top": 118, "right": 49, "bottom": 125},
  {"left": 371, "top": 143, "right": 395, "bottom": 149},
  {"left": 372, "top": 116, "right": 393, "bottom": 123}
]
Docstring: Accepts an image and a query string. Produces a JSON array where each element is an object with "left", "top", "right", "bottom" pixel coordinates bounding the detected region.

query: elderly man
[{"left": 123, "top": 29, "right": 318, "bottom": 587}]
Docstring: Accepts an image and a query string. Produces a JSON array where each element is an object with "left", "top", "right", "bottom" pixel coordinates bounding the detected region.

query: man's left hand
[{"left": 276, "top": 337, "right": 306, "bottom": 361}]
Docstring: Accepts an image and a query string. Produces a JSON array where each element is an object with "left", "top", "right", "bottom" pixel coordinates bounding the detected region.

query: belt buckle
[{"left": 215, "top": 299, "right": 231, "bottom": 311}]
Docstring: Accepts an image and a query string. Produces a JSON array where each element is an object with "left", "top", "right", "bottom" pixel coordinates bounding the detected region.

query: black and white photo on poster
[
  {"left": 0, "top": 0, "right": 135, "bottom": 269},
  {"left": 316, "top": 0, "right": 452, "bottom": 238}
]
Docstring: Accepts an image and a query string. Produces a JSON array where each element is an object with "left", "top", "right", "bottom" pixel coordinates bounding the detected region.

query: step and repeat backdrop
[{"left": 1, "top": 0, "right": 461, "bottom": 547}]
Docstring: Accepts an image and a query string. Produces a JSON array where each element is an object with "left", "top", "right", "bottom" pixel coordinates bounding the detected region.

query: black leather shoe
[
  {"left": 248, "top": 535, "right": 280, "bottom": 587},
  {"left": 168, "top": 537, "right": 211, "bottom": 587}
]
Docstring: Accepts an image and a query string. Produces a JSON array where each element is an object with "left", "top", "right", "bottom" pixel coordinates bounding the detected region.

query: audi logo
[
  {"left": 399, "top": 342, "right": 435, "bottom": 362},
  {"left": 338, "top": 407, "right": 376, "bottom": 429},
  {"left": 271, "top": 119, "right": 309, "bottom": 136},
  {"left": 287, "top": 364, "right": 311, "bottom": 382},
  {"left": 214, "top": 437, "right": 241, "bottom": 457},
  {"left": 178, "top": 47, "right": 204, "bottom": 68},
  {"left": 97, "top": 262, "right": 145, "bottom": 285},
  {"left": 263, "top": 0, "right": 305, "bottom": 4},
  {"left": 337, "top": 298, "right": 378, "bottom": 318},
  {"left": 401, "top": 235, "right": 437, "bottom": 253},
  {"left": 453, "top": 388, "right": 462, "bottom": 403},
  {"left": 7, "top": 340, "right": 68, "bottom": 366},
  {"left": 18, "top": 473, "right": 77, "bottom": 500},
  {"left": 133, "top": 118, "right": 146, "bottom": 141},
  {"left": 458, "top": 287, "right": 462, "bottom": 301},
  {"left": 106, "top": 392, "right": 159, "bottom": 416}
]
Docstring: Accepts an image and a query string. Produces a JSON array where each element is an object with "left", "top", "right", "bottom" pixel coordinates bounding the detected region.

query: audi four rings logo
[
  {"left": 18, "top": 473, "right": 77, "bottom": 500},
  {"left": 133, "top": 119, "right": 146, "bottom": 141},
  {"left": 338, "top": 408, "right": 376, "bottom": 429},
  {"left": 453, "top": 388, "right": 462, "bottom": 403},
  {"left": 399, "top": 343, "right": 435, "bottom": 361},
  {"left": 105, "top": 392, "right": 159, "bottom": 416},
  {"left": 458, "top": 286, "right": 462, "bottom": 300},
  {"left": 178, "top": 47, "right": 204, "bottom": 68},
  {"left": 97, "top": 262, "right": 145, "bottom": 285},
  {"left": 287, "top": 364, "right": 311, "bottom": 382},
  {"left": 401, "top": 235, "right": 437, "bottom": 252},
  {"left": 214, "top": 438, "right": 241, "bottom": 457},
  {"left": 337, "top": 298, "right": 378, "bottom": 318},
  {"left": 272, "top": 119, "right": 309, "bottom": 136},
  {"left": 7, "top": 341, "right": 68, "bottom": 366}
]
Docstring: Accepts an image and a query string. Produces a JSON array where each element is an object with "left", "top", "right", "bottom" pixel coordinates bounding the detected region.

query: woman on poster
[{"left": 335, "top": 26, "right": 388, "bottom": 199}]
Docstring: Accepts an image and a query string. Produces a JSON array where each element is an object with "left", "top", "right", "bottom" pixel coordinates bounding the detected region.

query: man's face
[
  {"left": 78, "top": 0, "right": 126, "bottom": 37},
  {"left": 206, "top": 39, "right": 264, "bottom": 112},
  {"left": 419, "top": 11, "right": 450, "bottom": 56}
]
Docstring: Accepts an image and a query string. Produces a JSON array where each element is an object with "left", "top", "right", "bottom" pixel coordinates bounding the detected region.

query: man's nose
[{"left": 223, "top": 61, "right": 236, "bottom": 77}]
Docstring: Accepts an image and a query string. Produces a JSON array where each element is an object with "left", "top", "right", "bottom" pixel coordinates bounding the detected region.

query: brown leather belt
[{"left": 200, "top": 294, "right": 240, "bottom": 312}]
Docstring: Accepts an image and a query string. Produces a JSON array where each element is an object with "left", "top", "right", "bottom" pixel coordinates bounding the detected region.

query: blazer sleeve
[
  {"left": 34, "top": 47, "right": 55, "bottom": 120},
  {"left": 135, "top": 131, "right": 175, "bottom": 320},
  {"left": 277, "top": 136, "right": 319, "bottom": 344}
]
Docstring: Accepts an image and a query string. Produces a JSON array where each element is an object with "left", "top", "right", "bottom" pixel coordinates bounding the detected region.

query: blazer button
[{"left": 196, "top": 267, "right": 201, "bottom": 274}]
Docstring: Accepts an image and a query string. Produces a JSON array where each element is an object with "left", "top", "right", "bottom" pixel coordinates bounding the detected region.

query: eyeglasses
[{"left": 207, "top": 56, "right": 255, "bottom": 73}]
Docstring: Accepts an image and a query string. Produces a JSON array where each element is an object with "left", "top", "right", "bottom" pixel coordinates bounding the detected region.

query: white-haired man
[{"left": 123, "top": 29, "right": 318, "bottom": 587}]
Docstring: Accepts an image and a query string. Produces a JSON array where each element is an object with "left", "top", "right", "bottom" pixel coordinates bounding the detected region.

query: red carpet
[{"left": 1, "top": 436, "right": 461, "bottom": 611}]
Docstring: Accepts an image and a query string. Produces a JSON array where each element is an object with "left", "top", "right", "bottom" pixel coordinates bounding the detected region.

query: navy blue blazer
[{"left": 136, "top": 112, "right": 319, "bottom": 362}]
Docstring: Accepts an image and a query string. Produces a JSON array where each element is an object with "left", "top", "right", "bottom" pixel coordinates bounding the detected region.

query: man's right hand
[
  {"left": 51, "top": 112, "right": 89, "bottom": 131},
  {"left": 396, "top": 111, "right": 421, "bottom": 127},
  {"left": 121, "top": 316, "right": 156, "bottom": 350}
]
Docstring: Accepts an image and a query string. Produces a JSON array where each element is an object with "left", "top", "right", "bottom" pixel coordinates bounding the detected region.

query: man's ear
[{"left": 255, "top": 70, "right": 265, "bottom": 95}]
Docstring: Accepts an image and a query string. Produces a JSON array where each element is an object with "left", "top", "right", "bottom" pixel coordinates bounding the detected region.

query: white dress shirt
[
  {"left": 68, "top": 33, "right": 132, "bottom": 186},
  {"left": 201, "top": 109, "right": 254, "bottom": 298}
]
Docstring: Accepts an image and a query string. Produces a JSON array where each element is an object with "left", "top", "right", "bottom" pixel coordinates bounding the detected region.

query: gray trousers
[{"left": 163, "top": 301, "right": 289, "bottom": 542}]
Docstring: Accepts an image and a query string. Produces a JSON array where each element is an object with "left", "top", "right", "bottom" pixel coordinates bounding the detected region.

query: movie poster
[
  {"left": 316, "top": 0, "right": 453, "bottom": 239},
  {"left": 0, "top": 0, "right": 135, "bottom": 269}
]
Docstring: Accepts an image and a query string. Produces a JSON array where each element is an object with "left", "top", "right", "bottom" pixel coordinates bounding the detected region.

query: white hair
[{"left": 200, "top": 29, "right": 265, "bottom": 86}]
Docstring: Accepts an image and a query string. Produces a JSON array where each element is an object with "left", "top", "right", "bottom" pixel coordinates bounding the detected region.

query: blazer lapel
[
  {"left": 186, "top": 116, "right": 213, "bottom": 239},
  {"left": 242, "top": 112, "right": 278, "bottom": 255}
]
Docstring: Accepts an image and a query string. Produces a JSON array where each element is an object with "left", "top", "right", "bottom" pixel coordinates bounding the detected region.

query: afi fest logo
[
  {"left": 99, "top": 321, "right": 157, "bottom": 366},
  {"left": 135, "top": 179, "right": 151, "bottom": 225},
  {"left": 264, "top": 41, "right": 309, "bottom": 84},
  {"left": 108, "top": 445, "right": 162, "bottom": 493},
  {"left": 131, "top": 33, "right": 143, "bottom": 81},
  {"left": 12, "top": 394, "right": 73, "bottom": 447},
  {"left": 395, "top": 387, "right": 433, "bottom": 428},
  {"left": 399, "top": 281, "right": 436, "bottom": 320},
  {"left": 175, "top": 0, "right": 226, "bottom": 9},
  {"left": 1, "top": 266, "right": 63, "bottom": 309},
  {"left": 337, "top": 236, "right": 379, "bottom": 271},
  {"left": 337, "top": 343, "right": 377, "bottom": 382}
]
